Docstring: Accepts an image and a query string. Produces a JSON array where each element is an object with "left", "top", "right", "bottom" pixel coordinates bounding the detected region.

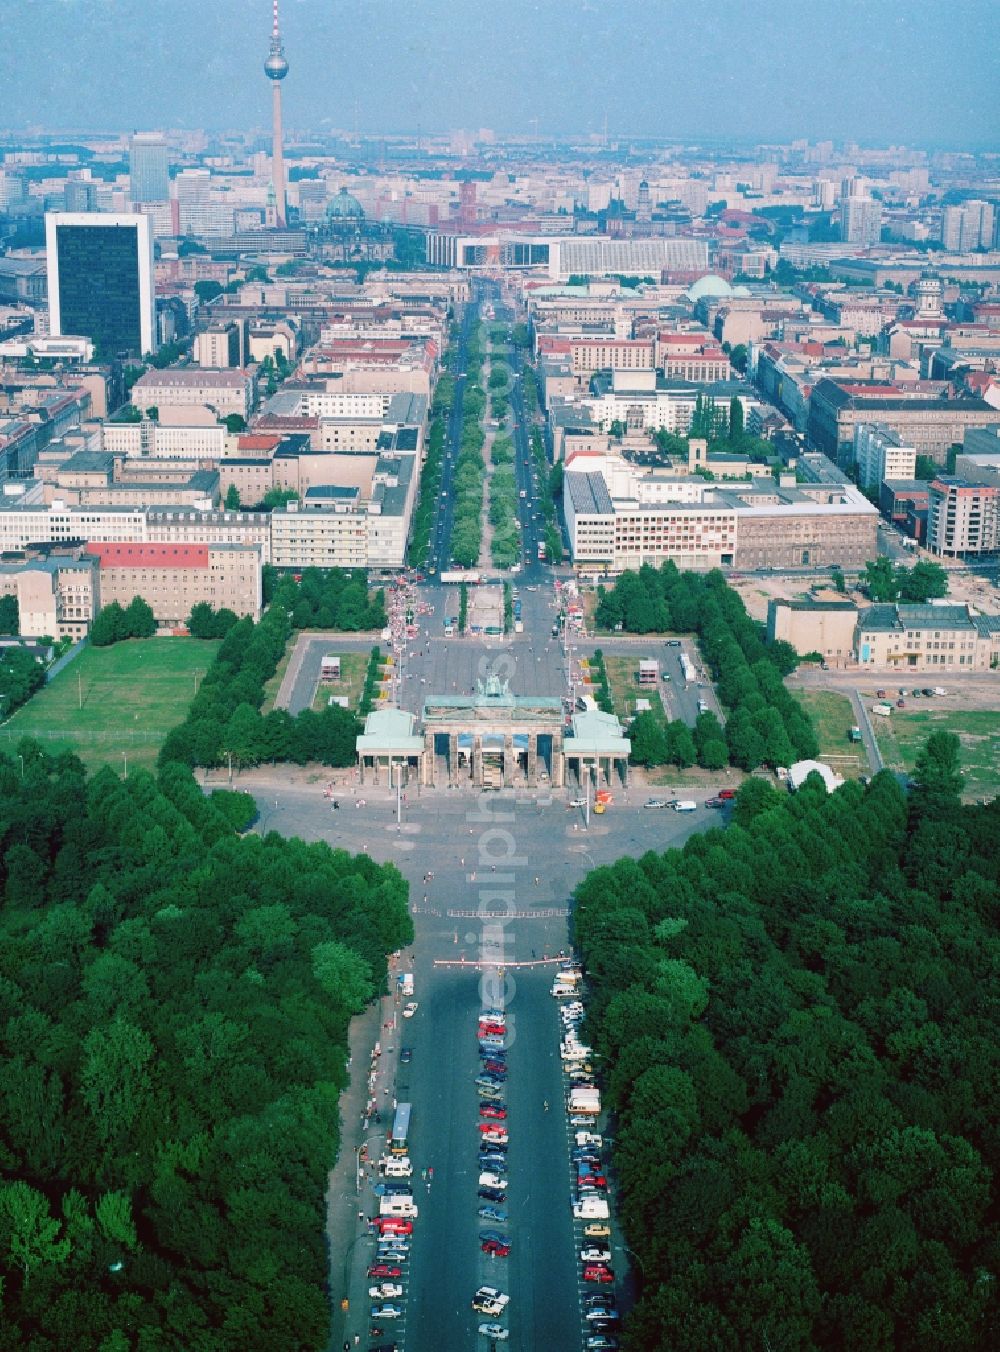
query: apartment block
[
  {"left": 194, "top": 322, "right": 242, "bottom": 368},
  {"left": 562, "top": 457, "right": 877, "bottom": 574},
  {"left": 271, "top": 495, "right": 368, "bottom": 570},
  {"left": 927, "top": 476, "right": 1000, "bottom": 558},
  {"left": 0, "top": 544, "right": 99, "bottom": 640},
  {"left": 807, "top": 379, "right": 998, "bottom": 467},
  {"left": 857, "top": 603, "right": 1000, "bottom": 671},
  {"left": 87, "top": 541, "right": 262, "bottom": 624},
  {"left": 854, "top": 422, "right": 917, "bottom": 491},
  {"left": 131, "top": 368, "right": 255, "bottom": 420}
]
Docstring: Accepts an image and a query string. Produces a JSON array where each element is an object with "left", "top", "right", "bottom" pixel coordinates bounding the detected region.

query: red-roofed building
[{"left": 88, "top": 539, "right": 262, "bottom": 625}]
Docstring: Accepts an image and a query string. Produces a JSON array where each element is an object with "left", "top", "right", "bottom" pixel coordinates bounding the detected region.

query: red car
[
  {"left": 367, "top": 1263, "right": 403, "bottom": 1279},
  {"left": 374, "top": 1218, "right": 413, "bottom": 1236},
  {"left": 481, "top": 1059, "right": 507, "bottom": 1075},
  {"left": 717, "top": 788, "right": 736, "bottom": 801},
  {"left": 479, "top": 1105, "right": 507, "bottom": 1120},
  {"left": 478, "top": 1022, "right": 506, "bottom": 1036},
  {"left": 583, "top": 1264, "right": 615, "bottom": 1283},
  {"left": 482, "top": 1240, "right": 511, "bottom": 1258}
]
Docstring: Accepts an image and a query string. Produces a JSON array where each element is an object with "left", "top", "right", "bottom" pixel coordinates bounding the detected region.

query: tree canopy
[
  {"left": 575, "top": 761, "right": 1000, "bottom": 1351},
  {"left": 0, "top": 744, "right": 411, "bottom": 1347}
]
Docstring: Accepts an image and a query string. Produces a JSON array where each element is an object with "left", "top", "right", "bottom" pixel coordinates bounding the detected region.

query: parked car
[
  {"left": 482, "top": 1239, "right": 511, "bottom": 1257},
  {"left": 717, "top": 788, "right": 736, "bottom": 800},
  {"left": 478, "top": 1186, "right": 507, "bottom": 1203},
  {"left": 368, "top": 1282, "right": 404, "bottom": 1299},
  {"left": 478, "top": 1205, "right": 507, "bottom": 1222},
  {"left": 478, "top": 1326, "right": 509, "bottom": 1342},
  {"left": 402, "top": 1002, "right": 418, "bottom": 1018},
  {"left": 643, "top": 798, "right": 670, "bottom": 809},
  {"left": 400, "top": 1047, "right": 412, "bottom": 1065},
  {"left": 583, "top": 1264, "right": 615, "bottom": 1283},
  {"left": 581, "top": 1246, "right": 612, "bottom": 1263},
  {"left": 705, "top": 797, "right": 726, "bottom": 808},
  {"left": 370, "top": 1303, "right": 404, "bottom": 1320},
  {"left": 367, "top": 1263, "right": 403, "bottom": 1278},
  {"left": 479, "top": 1105, "right": 507, "bottom": 1120}
]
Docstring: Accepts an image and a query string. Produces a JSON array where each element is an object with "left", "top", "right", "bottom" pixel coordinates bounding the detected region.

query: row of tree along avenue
[
  {"left": 597, "top": 565, "right": 818, "bottom": 770},
  {"left": 574, "top": 736, "right": 1000, "bottom": 1351},
  {"left": 0, "top": 742, "right": 412, "bottom": 1347},
  {"left": 160, "top": 601, "right": 358, "bottom": 771}
]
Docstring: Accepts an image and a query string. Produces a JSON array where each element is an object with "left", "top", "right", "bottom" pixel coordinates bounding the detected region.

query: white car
[
  {"left": 568, "top": 798, "right": 587, "bottom": 808},
  {"left": 478, "top": 1325, "right": 509, "bottom": 1341},
  {"left": 580, "top": 1246, "right": 612, "bottom": 1262},
  {"left": 368, "top": 1282, "right": 404, "bottom": 1299},
  {"left": 402, "top": 1002, "right": 418, "bottom": 1018}
]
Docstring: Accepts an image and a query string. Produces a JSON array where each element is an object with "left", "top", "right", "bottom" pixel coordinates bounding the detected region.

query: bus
[{"left": 390, "top": 1102, "right": 412, "bottom": 1156}]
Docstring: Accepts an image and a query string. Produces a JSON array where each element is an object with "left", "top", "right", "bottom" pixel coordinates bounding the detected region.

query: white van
[
  {"left": 575, "top": 1131, "right": 603, "bottom": 1148},
  {"left": 673, "top": 800, "right": 696, "bottom": 812},
  {"left": 379, "top": 1195, "right": 418, "bottom": 1218},
  {"left": 381, "top": 1157, "right": 413, "bottom": 1178},
  {"left": 478, "top": 1171, "right": 507, "bottom": 1190},
  {"left": 552, "top": 982, "right": 577, "bottom": 997},
  {"left": 573, "top": 1196, "right": 609, "bottom": 1220}
]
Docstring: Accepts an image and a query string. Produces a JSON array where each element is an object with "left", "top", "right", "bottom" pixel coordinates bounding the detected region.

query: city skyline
[{"left": 2, "top": 0, "right": 998, "bottom": 147}]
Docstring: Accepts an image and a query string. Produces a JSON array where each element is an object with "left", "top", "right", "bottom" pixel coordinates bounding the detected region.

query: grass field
[
  {"left": 2, "top": 638, "right": 218, "bottom": 774},
  {"left": 310, "top": 651, "right": 369, "bottom": 712},
  {"left": 873, "top": 707, "right": 1000, "bottom": 802},
  {"left": 795, "top": 689, "right": 867, "bottom": 779},
  {"left": 604, "top": 655, "right": 669, "bottom": 724}
]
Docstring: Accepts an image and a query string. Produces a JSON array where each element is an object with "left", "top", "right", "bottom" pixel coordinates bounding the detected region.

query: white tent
[{"left": 787, "top": 760, "right": 844, "bottom": 793}]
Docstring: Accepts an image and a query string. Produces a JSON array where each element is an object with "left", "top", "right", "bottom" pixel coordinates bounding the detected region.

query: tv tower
[{"left": 263, "top": 0, "right": 289, "bottom": 227}]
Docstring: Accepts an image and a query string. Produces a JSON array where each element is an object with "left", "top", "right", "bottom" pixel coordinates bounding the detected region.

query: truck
[
  {"left": 398, "top": 973, "right": 415, "bottom": 998},
  {"left": 573, "top": 1195, "right": 609, "bottom": 1220},
  {"left": 569, "top": 1087, "right": 601, "bottom": 1115},
  {"left": 848, "top": 726, "right": 863, "bottom": 743},
  {"left": 871, "top": 702, "right": 893, "bottom": 718},
  {"left": 513, "top": 621, "right": 524, "bottom": 633},
  {"left": 440, "top": 570, "right": 482, "bottom": 585}
]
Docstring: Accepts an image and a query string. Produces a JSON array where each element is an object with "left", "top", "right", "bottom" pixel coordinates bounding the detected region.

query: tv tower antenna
[{"left": 263, "top": 0, "right": 289, "bottom": 227}]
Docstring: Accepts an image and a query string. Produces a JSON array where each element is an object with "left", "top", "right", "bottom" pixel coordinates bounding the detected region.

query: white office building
[{"left": 854, "top": 423, "right": 917, "bottom": 491}]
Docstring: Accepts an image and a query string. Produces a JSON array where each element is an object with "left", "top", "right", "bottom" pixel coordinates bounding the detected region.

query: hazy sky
[{"left": 3, "top": 0, "right": 998, "bottom": 146}]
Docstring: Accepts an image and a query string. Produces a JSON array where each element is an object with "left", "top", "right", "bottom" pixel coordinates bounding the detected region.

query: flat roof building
[{"left": 45, "top": 212, "right": 155, "bottom": 359}]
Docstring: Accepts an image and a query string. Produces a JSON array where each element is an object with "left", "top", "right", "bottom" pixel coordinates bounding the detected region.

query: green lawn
[
  {"left": 310, "top": 650, "right": 369, "bottom": 712},
  {"left": 2, "top": 638, "right": 219, "bottom": 774},
  {"left": 873, "top": 707, "right": 1000, "bottom": 802},
  {"left": 604, "top": 654, "right": 669, "bottom": 724},
  {"left": 795, "top": 689, "right": 867, "bottom": 778}
]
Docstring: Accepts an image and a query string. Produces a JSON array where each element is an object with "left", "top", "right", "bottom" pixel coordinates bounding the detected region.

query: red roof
[
  {"left": 841, "top": 384, "right": 904, "bottom": 398},
  {"left": 238, "top": 434, "right": 282, "bottom": 451},
  {"left": 88, "top": 543, "right": 209, "bottom": 569}
]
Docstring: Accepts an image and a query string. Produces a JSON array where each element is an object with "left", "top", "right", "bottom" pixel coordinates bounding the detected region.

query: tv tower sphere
[
  {"left": 264, "top": 0, "right": 288, "bottom": 80},
  {"left": 265, "top": 49, "right": 288, "bottom": 80}
]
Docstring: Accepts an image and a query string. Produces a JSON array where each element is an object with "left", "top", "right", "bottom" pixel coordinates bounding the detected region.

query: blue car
[{"left": 478, "top": 1205, "right": 508, "bottom": 1222}]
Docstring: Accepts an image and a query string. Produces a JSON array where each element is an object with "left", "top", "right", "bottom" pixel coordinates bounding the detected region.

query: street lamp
[{"left": 122, "top": 750, "right": 127, "bottom": 781}]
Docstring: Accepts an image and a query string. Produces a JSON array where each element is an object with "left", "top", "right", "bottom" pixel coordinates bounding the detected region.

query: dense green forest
[
  {"left": 0, "top": 744, "right": 412, "bottom": 1348},
  {"left": 596, "top": 566, "right": 817, "bottom": 770},
  {"left": 574, "top": 735, "right": 1000, "bottom": 1351}
]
